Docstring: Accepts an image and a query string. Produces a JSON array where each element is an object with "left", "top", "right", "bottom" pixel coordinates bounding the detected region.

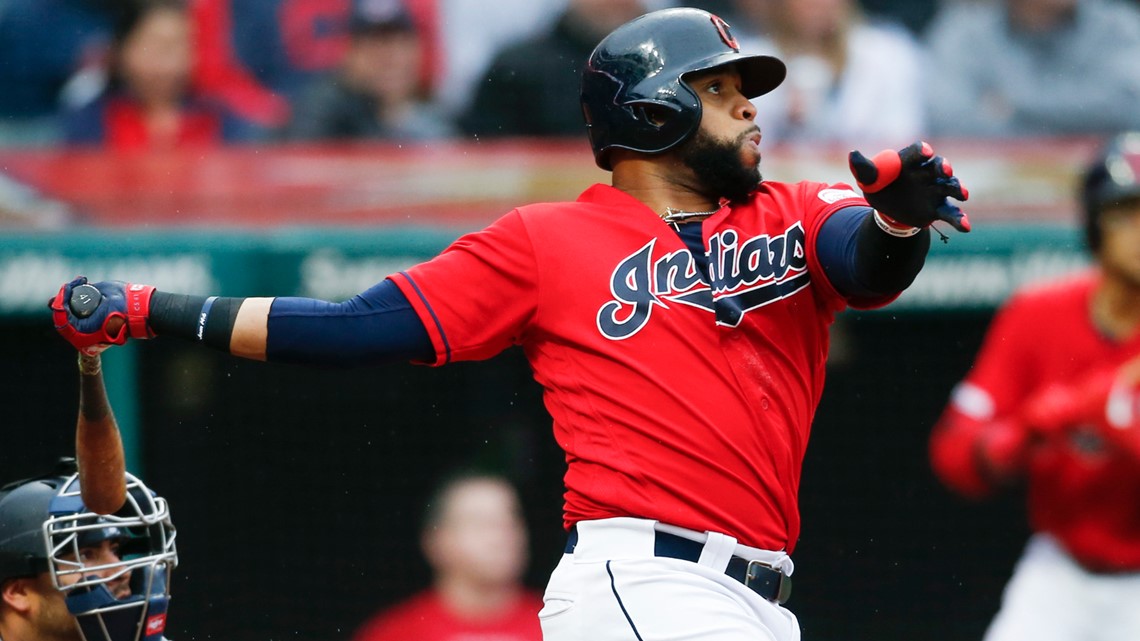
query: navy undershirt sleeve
[
  {"left": 816, "top": 206, "right": 931, "bottom": 299},
  {"left": 266, "top": 278, "right": 434, "bottom": 366}
]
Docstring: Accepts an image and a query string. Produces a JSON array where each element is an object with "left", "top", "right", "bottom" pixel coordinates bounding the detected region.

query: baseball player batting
[
  {"left": 930, "top": 131, "right": 1140, "bottom": 641},
  {"left": 50, "top": 8, "right": 969, "bottom": 640}
]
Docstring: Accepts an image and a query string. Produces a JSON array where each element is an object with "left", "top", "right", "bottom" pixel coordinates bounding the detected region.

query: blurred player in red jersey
[
  {"left": 51, "top": 8, "right": 968, "bottom": 640},
  {"left": 930, "top": 131, "right": 1140, "bottom": 641},
  {"left": 351, "top": 473, "right": 542, "bottom": 641}
]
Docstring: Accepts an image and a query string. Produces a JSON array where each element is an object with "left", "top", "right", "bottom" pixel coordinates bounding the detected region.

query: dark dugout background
[{"left": 6, "top": 308, "right": 1027, "bottom": 641}]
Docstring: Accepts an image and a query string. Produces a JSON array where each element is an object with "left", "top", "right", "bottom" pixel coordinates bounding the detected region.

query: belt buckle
[{"left": 745, "top": 559, "right": 792, "bottom": 604}]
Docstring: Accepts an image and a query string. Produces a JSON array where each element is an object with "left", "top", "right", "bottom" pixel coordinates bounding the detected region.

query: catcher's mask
[
  {"left": 1083, "top": 131, "right": 1140, "bottom": 252},
  {"left": 0, "top": 458, "right": 177, "bottom": 641},
  {"left": 580, "top": 7, "right": 786, "bottom": 170}
]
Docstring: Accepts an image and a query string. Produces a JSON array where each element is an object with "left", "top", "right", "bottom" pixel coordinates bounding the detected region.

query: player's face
[
  {"left": 678, "top": 67, "right": 763, "bottom": 203},
  {"left": 1098, "top": 198, "right": 1140, "bottom": 287}
]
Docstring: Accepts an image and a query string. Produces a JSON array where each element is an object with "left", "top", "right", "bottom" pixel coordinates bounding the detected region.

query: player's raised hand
[
  {"left": 49, "top": 276, "right": 156, "bottom": 354},
  {"left": 848, "top": 140, "right": 970, "bottom": 233}
]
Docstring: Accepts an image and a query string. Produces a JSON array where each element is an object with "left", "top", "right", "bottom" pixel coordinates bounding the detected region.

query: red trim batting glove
[
  {"left": 49, "top": 277, "right": 156, "bottom": 355},
  {"left": 849, "top": 140, "right": 971, "bottom": 233}
]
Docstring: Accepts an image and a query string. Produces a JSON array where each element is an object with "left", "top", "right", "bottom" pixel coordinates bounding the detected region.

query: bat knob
[{"left": 69, "top": 284, "right": 103, "bottom": 319}]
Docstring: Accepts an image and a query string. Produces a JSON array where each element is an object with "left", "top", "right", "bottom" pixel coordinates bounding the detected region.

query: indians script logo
[{"left": 597, "top": 223, "right": 809, "bottom": 339}]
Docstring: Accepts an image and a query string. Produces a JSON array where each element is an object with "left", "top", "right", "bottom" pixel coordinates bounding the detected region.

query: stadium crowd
[{"left": 3, "top": 0, "right": 1140, "bottom": 150}]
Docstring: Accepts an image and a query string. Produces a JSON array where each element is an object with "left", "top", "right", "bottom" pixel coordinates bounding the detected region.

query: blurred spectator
[
  {"left": 63, "top": 0, "right": 251, "bottom": 149},
  {"left": 189, "top": 0, "right": 438, "bottom": 133},
  {"left": 925, "top": 0, "right": 1140, "bottom": 138},
  {"left": 433, "top": 0, "right": 568, "bottom": 119},
  {"left": 732, "top": 0, "right": 775, "bottom": 33},
  {"left": 459, "top": 0, "right": 647, "bottom": 138},
  {"left": 0, "top": 0, "right": 119, "bottom": 147},
  {"left": 350, "top": 472, "right": 543, "bottom": 641},
  {"left": 285, "top": 0, "right": 454, "bottom": 142},
  {"left": 857, "top": 0, "right": 938, "bottom": 36},
  {"left": 735, "top": 0, "right": 925, "bottom": 147}
]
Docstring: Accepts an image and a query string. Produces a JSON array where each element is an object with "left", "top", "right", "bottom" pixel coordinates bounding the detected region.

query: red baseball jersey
[
  {"left": 350, "top": 590, "right": 544, "bottom": 641},
  {"left": 391, "top": 182, "right": 881, "bottom": 552},
  {"left": 934, "top": 271, "right": 1140, "bottom": 570}
]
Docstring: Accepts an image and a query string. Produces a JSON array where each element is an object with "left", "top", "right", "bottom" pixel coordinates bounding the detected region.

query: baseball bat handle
[
  {"left": 76, "top": 353, "right": 127, "bottom": 515},
  {"left": 69, "top": 283, "right": 103, "bottom": 319}
]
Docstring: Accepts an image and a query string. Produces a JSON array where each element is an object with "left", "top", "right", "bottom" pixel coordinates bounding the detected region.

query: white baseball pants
[
  {"left": 539, "top": 518, "right": 800, "bottom": 641},
  {"left": 985, "top": 533, "right": 1140, "bottom": 641}
]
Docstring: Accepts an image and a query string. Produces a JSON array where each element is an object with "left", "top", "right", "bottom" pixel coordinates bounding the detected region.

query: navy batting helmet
[
  {"left": 580, "top": 8, "right": 785, "bottom": 171},
  {"left": 1082, "top": 131, "right": 1140, "bottom": 251},
  {"left": 0, "top": 458, "right": 177, "bottom": 641}
]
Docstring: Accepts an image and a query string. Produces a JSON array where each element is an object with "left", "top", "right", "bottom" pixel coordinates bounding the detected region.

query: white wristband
[{"left": 873, "top": 210, "right": 922, "bottom": 238}]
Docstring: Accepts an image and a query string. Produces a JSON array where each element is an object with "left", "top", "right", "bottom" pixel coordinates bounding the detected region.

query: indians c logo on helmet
[
  {"left": 597, "top": 223, "right": 809, "bottom": 339},
  {"left": 710, "top": 14, "right": 739, "bottom": 51}
]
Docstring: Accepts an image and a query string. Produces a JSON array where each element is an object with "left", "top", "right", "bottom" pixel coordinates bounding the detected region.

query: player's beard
[{"left": 678, "top": 127, "right": 762, "bottom": 204}]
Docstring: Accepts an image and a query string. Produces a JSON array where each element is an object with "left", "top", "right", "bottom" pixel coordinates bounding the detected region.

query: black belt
[{"left": 565, "top": 526, "right": 792, "bottom": 604}]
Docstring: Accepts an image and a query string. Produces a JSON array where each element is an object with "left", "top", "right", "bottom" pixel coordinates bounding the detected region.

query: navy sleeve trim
[{"left": 397, "top": 271, "right": 452, "bottom": 365}]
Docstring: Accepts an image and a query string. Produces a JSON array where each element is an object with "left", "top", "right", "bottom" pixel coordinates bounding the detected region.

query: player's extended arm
[
  {"left": 50, "top": 277, "right": 433, "bottom": 365},
  {"left": 931, "top": 363, "right": 1140, "bottom": 498},
  {"left": 930, "top": 401, "right": 1033, "bottom": 498}
]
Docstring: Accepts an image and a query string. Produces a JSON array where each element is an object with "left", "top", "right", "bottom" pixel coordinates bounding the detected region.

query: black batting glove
[{"left": 848, "top": 141, "right": 970, "bottom": 233}]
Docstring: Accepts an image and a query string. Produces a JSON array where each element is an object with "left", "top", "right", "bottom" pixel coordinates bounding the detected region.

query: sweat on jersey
[{"left": 390, "top": 182, "right": 891, "bottom": 552}]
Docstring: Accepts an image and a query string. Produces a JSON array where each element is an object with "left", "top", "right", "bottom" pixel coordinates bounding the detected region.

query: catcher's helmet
[
  {"left": 0, "top": 458, "right": 177, "bottom": 641},
  {"left": 1082, "top": 131, "right": 1140, "bottom": 251},
  {"left": 580, "top": 7, "right": 785, "bottom": 170}
]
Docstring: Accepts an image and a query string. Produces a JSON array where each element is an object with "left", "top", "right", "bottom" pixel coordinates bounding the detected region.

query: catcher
[{"left": 0, "top": 458, "right": 178, "bottom": 641}]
